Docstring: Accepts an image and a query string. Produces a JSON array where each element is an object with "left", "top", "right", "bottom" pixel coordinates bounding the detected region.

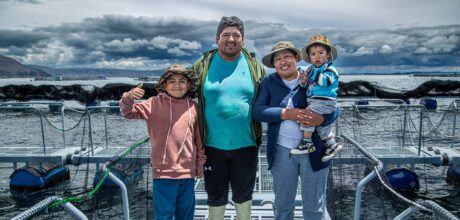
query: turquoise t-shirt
[{"left": 203, "top": 52, "right": 255, "bottom": 150}]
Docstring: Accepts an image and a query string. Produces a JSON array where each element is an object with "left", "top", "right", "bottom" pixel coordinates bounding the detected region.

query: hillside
[
  {"left": 0, "top": 55, "right": 162, "bottom": 78},
  {"left": 34, "top": 65, "right": 162, "bottom": 77},
  {"left": 0, "top": 55, "right": 51, "bottom": 77}
]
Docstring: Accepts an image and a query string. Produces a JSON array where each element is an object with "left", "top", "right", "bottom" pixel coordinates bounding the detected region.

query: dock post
[
  {"left": 61, "top": 104, "right": 66, "bottom": 148},
  {"left": 104, "top": 108, "right": 108, "bottom": 148},
  {"left": 39, "top": 111, "right": 47, "bottom": 155},
  {"left": 88, "top": 110, "right": 94, "bottom": 156},
  {"left": 452, "top": 110, "right": 457, "bottom": 148},
  {"left": 417, "top": 106, "right": 423, "bottom": 156},
  {"left": 402, "top": 107, "right": 407, "bottom": 148}
]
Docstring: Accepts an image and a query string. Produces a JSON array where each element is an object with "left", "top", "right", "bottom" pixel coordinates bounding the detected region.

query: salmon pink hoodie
[{"left": 120, "top": 92, "right": 205, "bottom": 179}]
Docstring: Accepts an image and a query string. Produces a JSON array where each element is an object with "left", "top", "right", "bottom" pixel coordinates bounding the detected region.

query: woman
[{"left": 253, "top": 41, "right": 339, "bottom": 220}]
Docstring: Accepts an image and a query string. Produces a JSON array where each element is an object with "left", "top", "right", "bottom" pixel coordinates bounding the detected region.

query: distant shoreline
[{"left": 341, "top": 73, "right": 459, "bottom": 77}]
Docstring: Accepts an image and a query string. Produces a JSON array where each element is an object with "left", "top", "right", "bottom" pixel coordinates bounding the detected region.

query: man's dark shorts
[{"left": 203, "top": 146, "right": 258, "bottom": 206}]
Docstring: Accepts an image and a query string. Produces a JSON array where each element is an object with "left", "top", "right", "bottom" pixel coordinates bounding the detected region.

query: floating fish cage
[
  {"left": 10, "top": 163, "right": 70, "bottom": 191},
  {"left": 93, "top": 163, "right": 144, "bottom": 187}
]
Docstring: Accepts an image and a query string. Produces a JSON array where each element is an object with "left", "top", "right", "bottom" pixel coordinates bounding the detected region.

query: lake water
[{"left": 0, "top": 75, "right": 459, "bottom": 219}]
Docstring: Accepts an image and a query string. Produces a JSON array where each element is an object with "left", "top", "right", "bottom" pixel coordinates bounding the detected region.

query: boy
[
  {"left": 290, "top": 34, "right": 343, "bottom": 162},
  {"left": 120, "top": 64, "right": 206, "bottom": 220}
]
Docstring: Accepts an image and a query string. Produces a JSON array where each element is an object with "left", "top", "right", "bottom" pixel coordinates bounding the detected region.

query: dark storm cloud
[
  {"left": 0, "top": 30, "right": 50, "bottom": 47},
  {"left": 244, "top": 23, "right": 460, "bottom": 72},
  {"left": 0, "top": 15, "right": 458, "bottom": 72},
  {"left": 4, "top": 0, "right": 41, "bottom": 4}
]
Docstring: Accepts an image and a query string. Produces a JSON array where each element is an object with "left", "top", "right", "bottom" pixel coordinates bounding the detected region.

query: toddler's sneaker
[
  {"left": 291, "top": 142, "right": 316, "bottom": 154},
  {"left": 321, "top": 142, "right": 343, "bottom": 162}
]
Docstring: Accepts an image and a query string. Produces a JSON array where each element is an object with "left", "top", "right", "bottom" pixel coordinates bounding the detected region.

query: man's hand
[{"left": 130, "top": 83, "right": 145, "bottom": 100}]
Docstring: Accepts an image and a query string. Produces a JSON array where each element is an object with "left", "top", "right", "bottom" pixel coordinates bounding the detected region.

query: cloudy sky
[{"left": 0, "top": 0, "right": 459, "bottom": 74}]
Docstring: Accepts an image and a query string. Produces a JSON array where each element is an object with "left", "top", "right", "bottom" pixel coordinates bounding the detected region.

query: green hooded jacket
[{"left": 193, "top": 48, "right": 266, "bottom": 147}]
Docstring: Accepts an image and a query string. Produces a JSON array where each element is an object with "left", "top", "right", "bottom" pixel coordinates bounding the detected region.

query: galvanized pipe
[
  {"left": 87, "top": 110, "right": 94, "bottom": 156},
  {"left": 394, "top": 200, "right": 459, "bottom": 220},
  {"left": 402, "top": 107, "right": 407, "bottom": 148},
  {"left": 61, "top": 104, "right": 66, "bottom": 148},
  {"left": 106, "top": 168, "right": 130, "bottom": 220},
  {"left": 104, "top": 108, "right": 108, "bottom": 148},
  {"left": 418, "top": 106, "right": 423, "bottom": 156},
  {"left": 39, "top": 112, "right": 46, "bottom": 155},
  {"left": 11, "top": 196, "right": 88, "bottom": 220}
]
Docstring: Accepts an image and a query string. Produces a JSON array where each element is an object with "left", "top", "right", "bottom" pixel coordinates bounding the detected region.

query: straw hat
[
  {"left": 262, "top": 41, "right": 301, "bottom": 68},
  {"left": 156, "top": 64, "right": 198, "bottom": 97},
  {"left": 301, "top": 34, "right": 337, "bottom": 63}
]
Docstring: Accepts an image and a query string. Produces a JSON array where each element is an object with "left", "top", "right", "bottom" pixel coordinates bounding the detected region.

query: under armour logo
[{"left": 204, "top": 166, "right": 212, "bottom": 171}]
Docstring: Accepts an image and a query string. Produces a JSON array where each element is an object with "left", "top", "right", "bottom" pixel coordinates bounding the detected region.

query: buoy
[
  {"left": 93, "top": 163, "right": 144, "bottom": 187},
  {"left": 447, "top": 165, "right": 460, "bottom": 183},
  {"left": 86, "top": 99, "right": 101, "bottom": 108},
  {"left": 10, "top": 163, "right": 70, "bottom": 190},
  {"left": 48, "top": 103, "right": 62, "bottom": 113},
  {"left": 420, "top": 98, "right": 437, "bottom": 110},
  {"left": 354, "top": 99, "right": 369, "bottom": 110},
  {"left": 386, "top": 168, "right": 419, "bottom": 193},
  {"left": 108, "top": 100, "right": 120, "bottom": 113},
  {"left": 355, "top": 99, "right": 369, "bottom": 106}
]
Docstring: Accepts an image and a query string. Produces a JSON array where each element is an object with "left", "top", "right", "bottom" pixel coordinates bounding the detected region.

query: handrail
[
  {"left": 341, "top": 134, "right": 458, "bottom": 220},
  {"left": 85, "top": 105, "right": 121, "bottom": 150},
  {"left": 94, "top": 137, "right": 149, "bottom": 220},
  {"left": 341, "top": 135, "right": 384, "bottom": 220},
  {"left": 0, "top": 105, "right": 48, "bottom": 154},
  {"left": 0, "top": 101, "right": 67, "bottom": 154},
  {"left": 11, "top": 196, "right": 87, "bottom": 220},
  {"left": 103, "top": 165, "right": 130, "bottom": 220},
  {"left": 394, "top": 200, "right": 460, "bottom": 220}
]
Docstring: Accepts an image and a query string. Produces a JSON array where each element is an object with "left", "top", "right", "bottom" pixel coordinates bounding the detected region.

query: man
[{"left": 193, "top": 16, "right": 265, "bottom": 219}]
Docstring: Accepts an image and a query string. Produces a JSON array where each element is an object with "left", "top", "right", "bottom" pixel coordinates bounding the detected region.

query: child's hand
[
  {"left": 298, "top": 65, "right": 311, "bottom": 86},
  {"left": 299, "top": 70, "right": 307, "bottom": 85},
  {"left": 196, "top": 165, "right": 204, "bottom": 179},
  {"left": 130, "top": 83, "right": 145, "bottom": 100}
]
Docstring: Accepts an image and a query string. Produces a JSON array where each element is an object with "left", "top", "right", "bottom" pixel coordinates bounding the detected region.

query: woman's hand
[
  {"left": 297, "top": 108, "right": 324, "bottom": 127},
  {"left": 282, "top": 108, "right": 324, "bottom": 126},
  {"left": 130, "top": 83, "right": 145, "bottom": 100}
]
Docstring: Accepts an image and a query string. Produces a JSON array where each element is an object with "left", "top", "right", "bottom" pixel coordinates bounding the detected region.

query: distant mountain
[
  {"left": 0, "top": 55, "right": 163, "bottom": 78},
  {"left": 0, "top": 55, "right": 51, "bottom": 77},
  {"left": 33, "top": 65, "right": 163, "bottom": 77}
]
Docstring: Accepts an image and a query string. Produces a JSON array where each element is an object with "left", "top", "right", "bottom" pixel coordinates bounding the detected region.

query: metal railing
[
  {"left": 85, "top": 105, "right": 122, "bottom": 155},
  {"left": 341, "top": 134, "right": 459, "bottom": 220},
  {"left": 11, "top": 196, "right": 87, "bottom": 220},
  {"left": 0, "top": 101, "right": 66, "bottom": 155},
  {"left": 394, "top": 200, "right": 460, "bottom": 220},
  {"left": 337, "top": 98, "right": 460, "bottom": 156}
]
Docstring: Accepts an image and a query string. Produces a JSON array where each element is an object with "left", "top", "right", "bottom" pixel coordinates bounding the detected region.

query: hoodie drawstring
[
  {"left": 161, "top": 97, "right": 192, "bottom": 165},
  {"left": 177, "top": 98, "right": 192, "bottom": 157}
]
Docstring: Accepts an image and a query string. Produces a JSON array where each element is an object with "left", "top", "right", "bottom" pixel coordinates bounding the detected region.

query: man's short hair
[{"left": 216, "top": 16, "right": 244, "bottom": 38}]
